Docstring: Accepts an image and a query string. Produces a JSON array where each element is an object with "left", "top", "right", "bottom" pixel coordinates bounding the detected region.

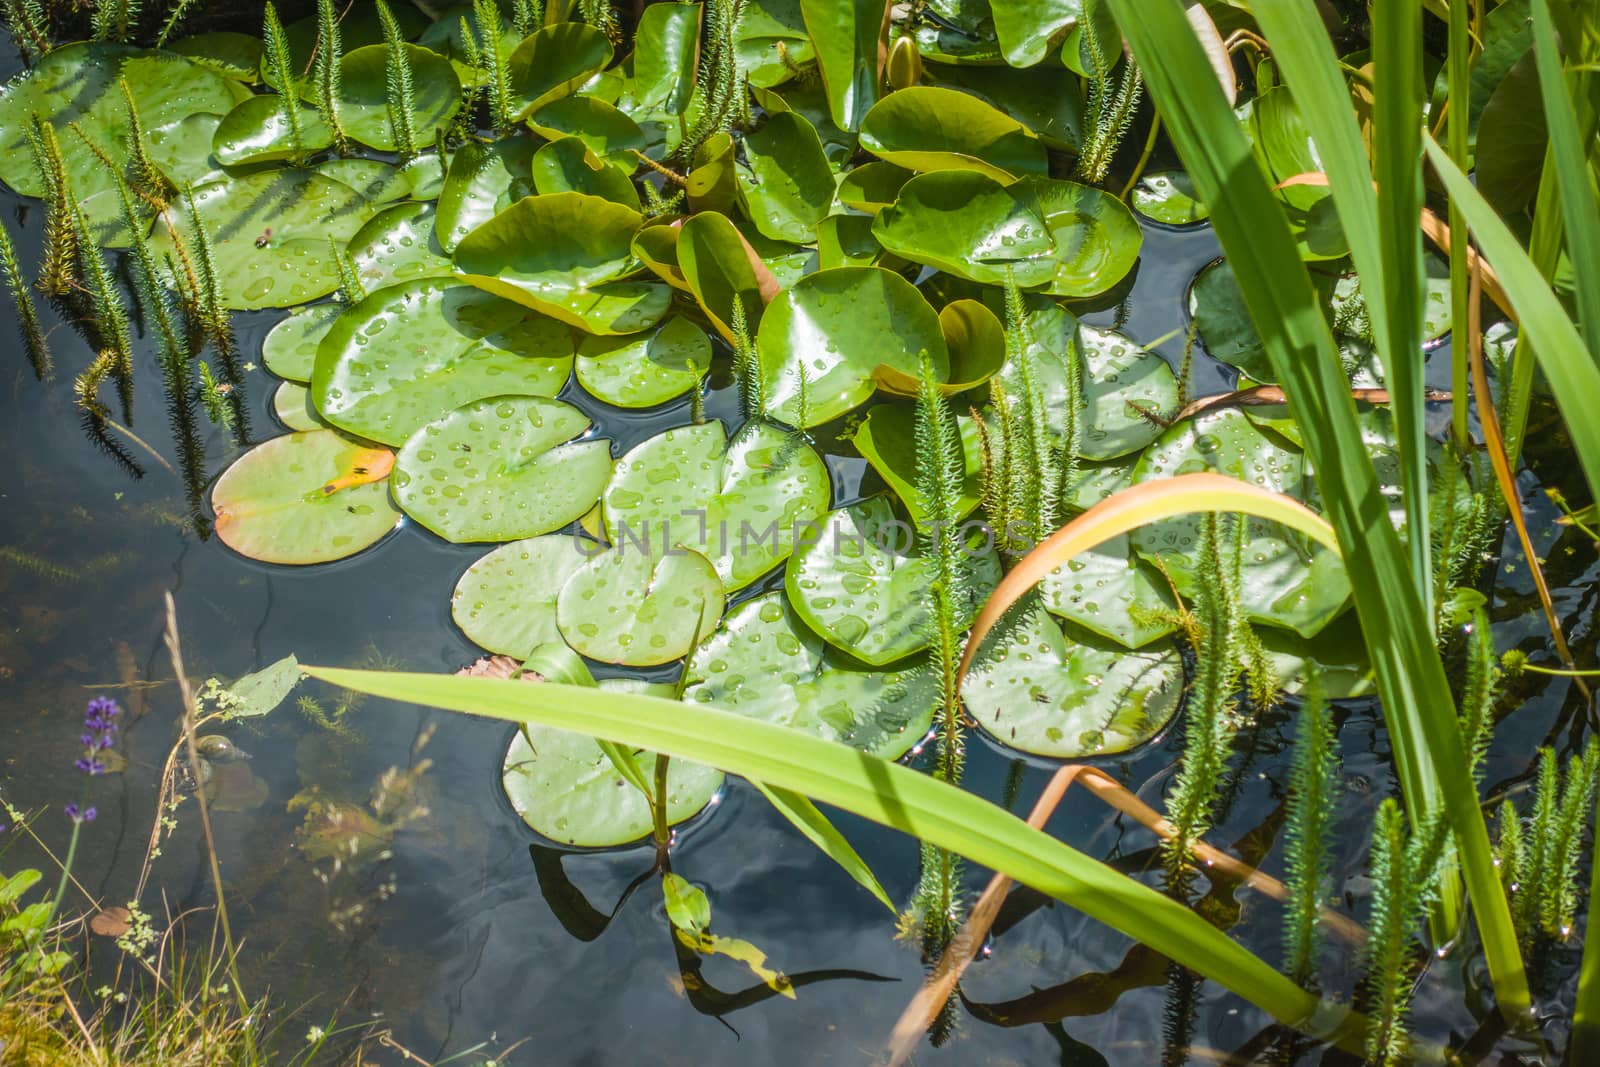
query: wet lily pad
[
  {"left": 837, "top": 161, "right": 913, "bottom": 213},
  {"left": 503, "top": 710, "right": 722, "bottom": 847},
  {"left": 272, "top": 381, "right": 326, "bottom": 431},
  {"left": 683, "top": 592, "right": 936, "bottom": 760},
  {"left": 150, "top": 169, "right": 375, "bottom": 310},
  {"left": 801, "top": 0, "right": 886, "bottom": 130},
  {"left": 604, "top": 420, "right": 830, "bottom": 591},
  {"left": 453, "top": 535, "right": 596, "bottom": 657},
  {"left": 1038, "top": 534, "right": 1178, "bottom": 649},
  {"left": 757, "top": 267, "right": 948, "bottom": 428},
  {"left": 557, "top": 547, "right": 725, "bottom": 666},
  {"left": 1130, "top": 408, "right": 1350, "bottom": 638},
  {"left": 739, "top": 109, "right": 834, "bottom": 243},
  {"left": 1075, "top": 326, "right": 1179, "bottom": 460},
  {"left": 336, "top": 44, "right": 463, "bottom": 152},
  {"left": 212, "top": 94, "right": 333, "bottom": 165},
  {"left": 850, "top": 404, "right": 983, "bottom": 525},
  {"left": 873, "top": 170, "right": 1057, "bottom": 288},
  {"left": 678, "top": 210, "right": 766, "bottom": 341},
  {"left": 858, "top": 86, "right": 1047, "bottom": 182},
  {"left": 393, "top": 396, "right": 613, "bottom": 543},
  {"left": 319, "top": 158, "right": 414, "bottom": 205},
  {"left": 817, "top": 214, "right": 884, "bottom": 269},
  {"left": 963, "top": 600, "right": 1184, "bottom": 759},
  {"left": 263, "top": 302, "right": 345, "bottom": 383},
  {"left": 575, "top": 316, "right": 709, "bottom": 408},
  {"left": 347, "top": 201, "right": 453, "bottom": 291},
  {"left": 169, "top": 33, "right": 264, "bottom": 81},
  {"left": 312, "top": 279, "right": 576, "bottom": 446},
  {"left": 1013, "top": 176, "right": 1142, "bottom": 298},
  {"left": 1131, "top": 171, "right": 1209, "bottom": 226},
  {"left": 211, "top": 430, "right": 401, "bottom": 564},
  {"left": 785, "top": 497, "right": 1001, "bottom": 665},
  {"left": 507, "top": 23, "right": 614, "bottom": 118},
  {"left": 532, "top": 135, "right": 641, "bottom": 208},
  {"left": 871, "top": 299, "right": 1005, "bottom": 396},
  {"left": 435, "top": 137, "right": 538, "bottom": 251},
  {"left": 633, "top": 1, "right": 700, "bottom": 112},
  {"left": 527, "top": 95, "right": 648, "bottom": 161}
]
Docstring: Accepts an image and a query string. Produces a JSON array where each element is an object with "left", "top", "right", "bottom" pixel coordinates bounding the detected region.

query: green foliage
[
  {"left": 91, "top": 0, "right": 140, "bottom": 43},
  {"left": 377, "top": 0, "right": 419, "bottom": 159},
  {"left": 155, "top": 0, "right": 201, "bottom": 46},
  {"left": 26, "top": 118, "right": 78, "bottom": 301},
  {"left": 315, "top": 0, "right": 349, "bottom": 154},
  {"left": 729, "top": 295, "right": 762, "bottom": 421},
  {"left": 119, "top": 76, "right": 171, "bottom": 207},
  {"left": 680, "top": 0, "right": 750, "bottom": 161},
  {"left": 5, "top": 0, "right": 51, "bottom": 62},
  {"left": 0, "top": 220, "right": 50, "bottom": 380},
  {"left": 511, "top": 0, "right": 541, "bottom": 38},
  {"left": 1456, "top": 606, "right": 1497, "bottom": 785},
  {"left": 180, "top": 181, "right": 239, "bottom": 383},
  {"left": 578, "top": 0, "right": 619, "bottom": 43},
  {"left": 261, "top": 3, "right": 305, "bottom": 156},
  {"left": 69, "top": 201, "right": 134, "bottom": 424},
  {"left": 330, "top": 236, "right": 367, "bottom": 304},
  {"left": 199, "top": 361, "right": 235, "bottom": 435},
  {"left": 1362, "top": 800, "right": 1448, "bottom": 1066},
  {"left": 1075, "top": 8, "right": 1143, "bottom": 184},
  {"left": 1497, "top": 743, "right": 1600, "bottom": 945},
  {"left": 1282, "top": 682, "right": 1335, "bottom": 989},
  {"left": 473, "top": 0, "right": 516, "bottom": 136}
]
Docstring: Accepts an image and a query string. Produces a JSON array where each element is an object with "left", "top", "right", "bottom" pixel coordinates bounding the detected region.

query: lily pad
[
  {"left": 453, "top": 535, "right": 597, "bottom": 657},
  {"left": 263, "top": 303, "right": 345, "bottom": 383},
  {"left": 850, "top": 404, "right": 983, "bottom": 526},
  {"left": 575, "top": 316, "right": 710, "bottom": 408},
  {"left": 557, "top": 547, "right": 725, "bottom": 666},
  {"left": 1074, "top": 325, "right": 1179, "bottom": 460},
  {"left": 872, "top": 170, "right": 1057, "bottom": 288},
  {"left": 502, "top": 713, "right": 722, "bottom": 847},
  {"left": 336, "top": 44, "right": 463, "bottom": 152},
  {"left": 817, "top": 214, "right": 884, "bottom": 269},
  {"left": 757, "top": 266, "right": 948, "bottom": 428},
  {"left": 150, "top": 169, "right": 375, "bottom": 310},
  {"left": 785, "top": 496, "right": 1001, "bottom": 665},
  {"left": 678, "top": 210, "right": 766, "bottom": 341},
  {"left": 873, "top": 298, "right": 1005, "bottom": 395},
  {"left": 347, "top": 201, "right": 453, "bottom": 291},
  {"left": 1131, "top": 171, "right": 1209, "bottom": 226},
  {"left": 739, "top": 107, "right": 835, "bottom": 243},
  {"left": 169, "top": 33, "right": 264, "bottom": 81},
  {"left": 800, "top": 0, "right": 886, "bottom": 130},
  {"left": 1244, "top": 89, "right": 1347, "bottom": 261},
  {"left": 1012, "top": 176, "right": 1142, "bottom": 298},
  {"left": 836, "top": 161, "right": 913, "bottom": 213},
  {"left": 1130, "top": 408, "right": 1350, "bottom": 638},
  {"left": 963, "top": 600, "right": 1184, "bottom": 759},
  {"left": 319, "top": 158, "right": 414, "bottom": 205},
  {"left": 633, "top": 1, "right": 701, "bottom": 112},
  {"left": 507, "top": 23, "right": 615, "bottom": 118},
  {"left": 604, "top": 420, "right": 830, "bottom": 591},
  {"left": 1038, "top": 534, "right": 1178, "bottom": 649},
  {"left": 272, "top": 381, "right": 326, "bottom": 431},
  {"left": 312, "top": 279, "right": 576, "bottom": 446},
  {"left": 392, "top": 396, "right": 613, "bottom": 543},
  {"left": 435, "top": 137, "right": 538, "bottom": 252},
  {"left": 532, "top": 135, "right": 642, "bottom": 208},
  {"left": 683, "top": 592, "right": 936, "bottom": 760},
  {"left": 527, "top": 95, "right": 648, "bottom": 161},
  {"left": 858, "top": 86, "right": 1047, "bottom": 182},
  {"left": 211, "top": 430, "right": 401, "bottom": 564},
  {"left": 212, "top": 94, "right": 333, "bottom": 165}
]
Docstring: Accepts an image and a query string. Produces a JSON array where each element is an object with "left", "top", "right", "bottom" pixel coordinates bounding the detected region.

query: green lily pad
[
  {"left": 817, "top": 214, "right": 884, "bottom": 269},
  {"left": 683, "top": 592, "right": 936, "bottom": 760},
  {"left": 850, "top": 404, "right": 983, "bottom": 526},
  {"left": 398, "top": 151, "right": 448, "bottom": 200},
  {"left": 264, "top": 5, "right": 428, "bottom": 94},
  {"left": 575, "top": 315, "right": 710, "bottom": 408},
  {"left": 678, "top": 210, "right": 766, "bottom": 342},
  {"left": 502, "top": 713, "right": 722, "bottom": 847},
  {"left": 873, "top": 298, "right": 1005, "bottom": 396},
  {"left": 633, "top": 1, "right": 701, "bottom": 112},
  {"left": 1038, "top": 533, "right": 1178, "bottom": 649},
  {"left": 963, "top": 600, "right": 1184, "bottom": 759},
  {"left": 319, "top": 158, "right": 413, "bottom": 205},
  {"left": 785, "top": 496, "right": 1001, "bottom": 665},
  {"left": 924, "top": 58, "right": 1084, "bottom": 154},
  {"left": 910, "top": 0, "right": 1003, "bottom": 64},
  {"left": 858, "top": 86, "right": 1047, "bottom": 182},
  {"left": 872, "top": 170, "right": 1057, "bottom": 288},
  {"left": 1130, "top": 408, "right": 1350, "bottom": 638},
  {"left": 312, "top": 279, "right": 576, "bottom": 446},
  {"left": 169, "top": 33, "right": 264, "bottom": 81},
  {"left": 982, "top": 0, "right": 1082, "bottom": 81},
  {"left": 837, "top": 161, "right": 913, "bottom": 213},
  {"left": 604, "top": 420, "right": 830, "bottom": 591},
  {"left": 150, "top": 169, "right": 375, "bottom": 310},
  {"left": 392, "top": 396, "right": 613, "bottom": 543},
  {"left": 0, "top": 43, "right": 238, "bottom": 204},
  {"left": 336, "top": 44, "right": 463, "bottom": 152},
  {"left": 212, "top": 94, "right": 333, "bottom": 164},
  {"left": 757, "top": 266, "right": 948, "bottom": 427},
  {"left": 1244, "top": 89, "right": 1347, "bottom": 261},
  {"left": 263, "top": 303, "right": 345, "bottom": 383},
  {"left": 435, "top": 137, "right": 539, "bottom": 252},
  {"left": 1075, "top": 325, "right": 1179, "bottom": 460},
  {"left": 272, "top": 381, "right": 327, "bottom": 431},
  {"left": 143, "top": 111, "right": 230, "bottom": 187},
  {"left": 532, "top": 135, "right": 641, "bottom": 209},
  {"left": 739, "top": 107, "right": 835, "bottom": 243},
  {"left": 508, "top": 23, "right": 614, "bottom": 118},
  {"left": 347, "top": 201, "right": 453, "bottom": 291},
  {"left": 505, "top": 280, "right": 674, "bottom": 337},
  {"left": 1260, "top": 610, "right": 1375, "bottom": 699},
  {"left": 1131, "top": 171, "right": 1210, "bottom": 226},
  {"left": 211, "top": 430, "right": 401, "bottom": 564},
  {"left": 1013, "top": 176, "right": 1142, "bottom": 298},
  {"left": 632, "top": 223, "right": 690, "bottom": 290},
  {"left": 556, "top": 548, "right": 725, "bottom": 666},
  {"left": 452, "top": 535, "right": 596, "bottom": 657},
  {"left": 527, "top": 95, "right": 648, "bottom": 161},
  {"left": 800, "top": 0, "right": 885, "bottom": 130}
]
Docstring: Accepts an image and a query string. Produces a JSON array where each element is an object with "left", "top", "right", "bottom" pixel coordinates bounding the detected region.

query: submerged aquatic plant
[
  {"left": 0, "top": 220, "right": 50, "bottom": 380},
  {"left": 1497, "top": 742, "right": 1600, "bottom": 945},
  {"left": 1362, "top": 800, "right": 1448, "bottom": 1066},
  {"left": 26, "top": 119, "right": 79, "bottom": 302},
  {"left": 1281, "top": 682, "right": 1335, "bottom": 989}
]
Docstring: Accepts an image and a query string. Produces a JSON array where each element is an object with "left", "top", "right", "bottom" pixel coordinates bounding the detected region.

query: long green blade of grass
[
  {"left": 301, "top": 664, "right": 1355, "bottom": 1042},
  {"left": 1106, "top": 0, "right": 1529, "bottom": 1013},
  {"left": 1423, "top": 136, "right": 1600, "bottom": 505}
]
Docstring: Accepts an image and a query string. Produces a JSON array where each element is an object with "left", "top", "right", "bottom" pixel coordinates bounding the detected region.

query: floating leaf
[
  {"left": 872, "top": 170, "right": 1057, "bottom": 287},
  {"left": 211, "top": 430, "right": 401, "bottom": 564},
  {"left": 678, "top": 211, "right": 766, "bottom": 341},
  {"left": 850, "top": 404, "right": 983, "bottom": 525},
  {"left": 858, "top": 86, "right": 1047, "bottom": 181},
  {"left": 336, "top": 43, "right": 463, "bottom": 152},
  {"left": 687, "top": 131, "right": 739, "bottom": 215},
  {"left": 507, "top": 23, "right": 614, "bottom": 118},
  {"left": 1013, "top": 175, "right": 1142, "bottom": 297},
  {"left": 739, "top": 110, "right": 835, "bottom": 243},
  {"left": 785, "top": 497, "right": 1002, "bottom": 665},
  {"left": 800, "top": 0, "right": 886, "bottom": 130},
  {"left": 212, "top": 94, "right": 333, "bottom": 164},
  {"left": 272, "top": 381, "right": 326, "bottom": 431},
  {"left": 575, "top": 316, "right": 709, "bottom": 408},
  {"left": 1131, "top": 170, "right": 1210, "bottom": 225},
  {"left": 435, "top": 137, "right": 538, "bottom": 252},
  {"left": 263, "top": 303, "right": 344, "bottom": 383},
  {"left": 683, "top": 592, "right": 936, "bottom": 759},
  {"left": 392, "top": 397, "right": 613, "bottom": 543},
  {"left": 226, "top": 655, "right": 302, "bottom": 718},
  {"left": 150, "top": 169, "right": 375, "bottom": 310},
  {"left": 1038, "top": 533, "right": 1178, "bottom": 649},
  {"left": 925, "top": 58, "right": 1085, "bottom": 152},
  {"left": 874, "top": 298, "right": 1005, "bottom": 395},
  {"left": 632, "top": 1, "right": 701, "bottom": 113},
  {"left": 312, "top": 279, "right": 576, "bottom": 446},
  {"left": 1242, "top": 88, "right": 1347, "bottom": 260},
  {"left": 527, "top": 95, "right": 648, "bottom": 162},
  {"left": 556, "top": 547, "right": 725, "bottom": 666},
  {"left": 453, "top": 536, "right": 600, "bottom": 657},
  {"left": 319, "top": 158, "right": 414, "bottom": 205},
  {"left": 1075, "top": 325, "right": 1179, "bottom": 460},
  {"left": 836, "top": 161, "right": 913, "bottom": 214},
  {"left": 604, "top": 420, "right": 830, "bottom": 591},
  {"left": 532, "top": 135, "right": 642, "bottom": 209},
  {"left": 169, "top": 32, "right": 264, "bottom": 81},
  {"left": 757, "top": 266, "right": 948, "bottom": 427},
  {"left": 347, "top": 201, "right": 453, "bottom": 291},
  {"left": 963, "top": 599, "right": 1183, "bottom": 759},
  {"left": 816, "top": 214, "right": 884, "bottom": 270}
]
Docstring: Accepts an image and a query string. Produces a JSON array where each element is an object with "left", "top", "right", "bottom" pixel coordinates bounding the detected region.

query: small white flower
[{"left": 306, "top": 1025, "right": 326, "bottom": 1044}]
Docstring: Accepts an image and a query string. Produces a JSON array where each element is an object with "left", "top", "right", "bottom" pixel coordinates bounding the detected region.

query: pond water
[{"left": 1, "top": 45, "right": 1597, "bottom": 1067}]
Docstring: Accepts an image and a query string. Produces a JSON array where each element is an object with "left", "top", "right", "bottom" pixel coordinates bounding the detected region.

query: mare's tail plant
[
  {"left": 331, "top": 237, "right": 367, "bottom": 305},
  {"left": 1496, "top": 741, "right": 1600, "bottom": 945},
  {"left": 1074, "top": 10, "right": 1143, "bottom": 185},
  {"left": 472, "top": 0, "right": 516, "bottom": 137},
  {"left": 27, "top": 119, "right": 79, "bottom": 301},
  {"left": 314, "top": 0, "right": 349, "bottom": 155},
  {"left": 578, "top": 0, "right": 619, "bottom": 43},
  {"left": 120, "top": 79, "right": 173, "bottom": 209},
  {"left": 1282, "top": 682, "right": 1335, "bottom": 989},
  {"left": 0, "top": 221, "right": 51, "bottom": 380},
  {"left": 179, "top": 182, "right": 241, "bottom": 388},
  {"left": 68, "top": 202, "right": 134, "bottom": 425},
  {"left": 4, "top": 0, "right": 51, "bottom": 62},
  {"left": 155, "top": 0, "right": 201, "bottom": 46},
  {"left": 1363, "top": 801, "right": 1449, "bottom": 1066},
  {"left": 262, "top": 3, "right": 307, "bottom": 158},
  {"left": 91, "top": 0, "right": 140, "bottom": 42},
  {"left": 511, "top": 0, "right": 541, "bottom": 37},
  {"left": 377, "top": 0, "right": 420, "bottom": 160},
  {"left": 730, "top": 297, "right": 763, "bottom": 422},
  {"left": 679, "top": 0, "right": 750, "bottom": 162}
]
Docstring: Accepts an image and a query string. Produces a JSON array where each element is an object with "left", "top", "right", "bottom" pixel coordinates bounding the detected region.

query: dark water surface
[{"left": 1, "top": 63, "right": 1596, "bottom": 1067}]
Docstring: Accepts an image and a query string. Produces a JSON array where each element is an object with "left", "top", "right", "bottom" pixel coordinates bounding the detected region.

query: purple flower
[
  {"left": 65, "top": 803, "right": 96, "bottom": 824},
  {"left": 76, "top": 697, "right": 121, "bottom": 776}
]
